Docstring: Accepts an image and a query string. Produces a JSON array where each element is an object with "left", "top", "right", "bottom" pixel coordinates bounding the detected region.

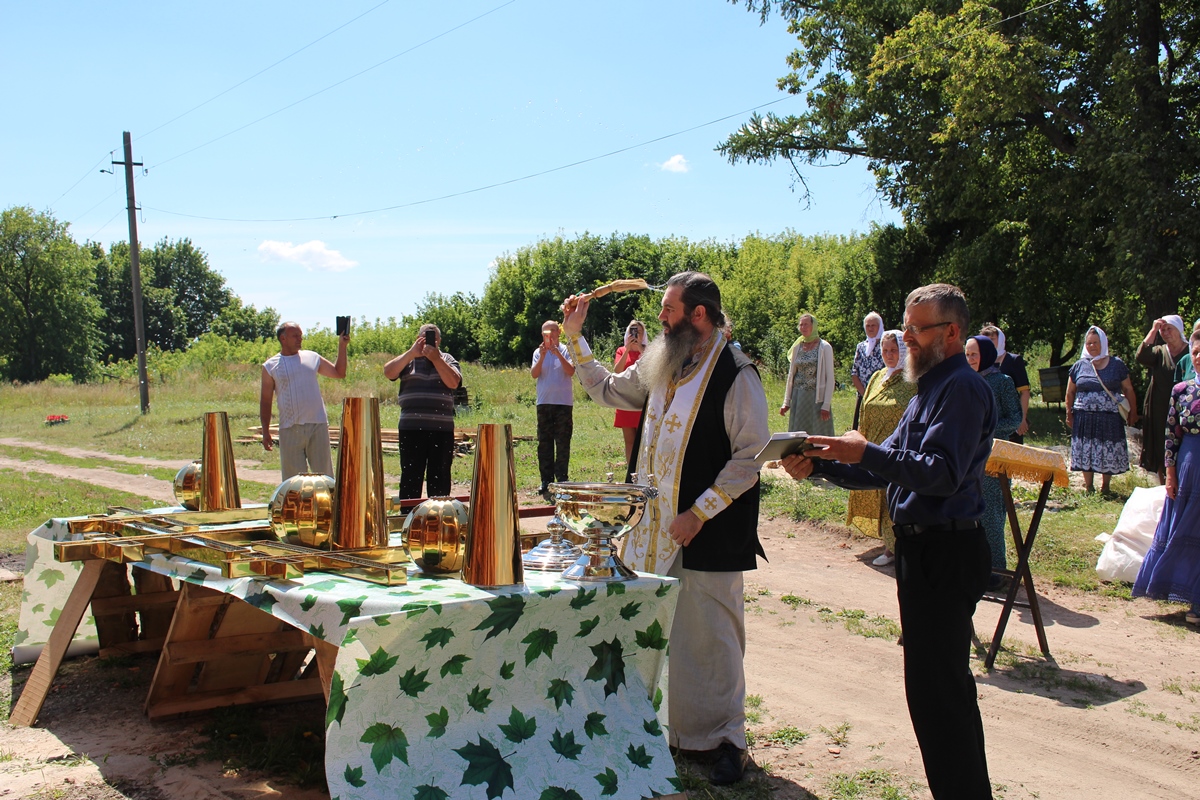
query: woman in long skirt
[
  {"left": 1134, "top": 330, "right": 1200, "bottom": 626},
  {"left": 780, "top": 313, "right": 835, "bottom": 435}
]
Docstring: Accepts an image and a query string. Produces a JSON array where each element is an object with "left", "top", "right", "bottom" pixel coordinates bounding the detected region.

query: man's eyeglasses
[{"left": 902, "top": 321, "right": 952, "bottom": 336}]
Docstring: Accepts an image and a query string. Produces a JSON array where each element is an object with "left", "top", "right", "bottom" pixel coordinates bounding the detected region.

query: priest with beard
[
  {"left": 781, "top": 284, "right": 997, "bottom": 800},
  {"left": 560, "top": 271, "right": 769, "bottom": 787}
]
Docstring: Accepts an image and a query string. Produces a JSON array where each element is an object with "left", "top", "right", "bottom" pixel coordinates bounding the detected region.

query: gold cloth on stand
[{"left": 985, "top": 439, "right": 1069, "bottom": 487}]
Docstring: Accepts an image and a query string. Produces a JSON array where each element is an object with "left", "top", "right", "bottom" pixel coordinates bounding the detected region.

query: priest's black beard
[
  {"left": 637, "top": 317, "right": 703, "bottom": 396},
  {"left": 905, "top": 336, "right": 946, "bottom": 382}
]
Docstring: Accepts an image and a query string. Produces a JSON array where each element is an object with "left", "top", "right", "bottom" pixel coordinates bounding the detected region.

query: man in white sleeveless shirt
[{"left": 260, "top": 321, "right": 349, "bottom": 479}]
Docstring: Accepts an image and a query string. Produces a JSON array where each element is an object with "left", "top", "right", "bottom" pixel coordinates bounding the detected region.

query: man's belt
[{"left": 892, "top": 520, "right": 983, "bottom": 538}]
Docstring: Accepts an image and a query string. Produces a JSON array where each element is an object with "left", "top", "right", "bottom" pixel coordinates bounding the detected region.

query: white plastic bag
[{"left": 1094, "top": 485, "right": 1165, "bottom": 582}]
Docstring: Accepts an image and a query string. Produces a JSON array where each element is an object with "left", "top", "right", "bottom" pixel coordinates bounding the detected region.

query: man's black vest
[{"left": 630, "top": 342, "right": 765, "bottom": 572}]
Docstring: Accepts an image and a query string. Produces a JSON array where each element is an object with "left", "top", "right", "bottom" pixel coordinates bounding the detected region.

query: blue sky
[{"left": 4, "top": 1, "right": 898, "bottom": 330}]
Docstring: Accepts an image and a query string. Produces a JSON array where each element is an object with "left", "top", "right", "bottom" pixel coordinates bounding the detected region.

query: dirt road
[{"left": 3, "top": 452, "right": 1199, "bottom": 798}]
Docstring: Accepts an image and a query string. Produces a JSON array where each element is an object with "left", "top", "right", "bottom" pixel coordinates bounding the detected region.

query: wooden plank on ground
[{"left": 145, "top": 677, "right": 325, "bottom": 720}]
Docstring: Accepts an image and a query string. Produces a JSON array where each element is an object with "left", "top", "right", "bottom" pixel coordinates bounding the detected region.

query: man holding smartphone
[
  {"left": 384, "top": 324, "right": 462, "bottom": 499},
  {"left": 531, "top": 320, "right": 575, "bottom": 501},
  {"left": 260, "top": 321, "right": 349, "bottom": 479}
]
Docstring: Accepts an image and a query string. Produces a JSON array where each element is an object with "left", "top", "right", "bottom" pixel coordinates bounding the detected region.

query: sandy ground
[{"left": 3, "top": 452, "right": 1199, "bottom": 798}]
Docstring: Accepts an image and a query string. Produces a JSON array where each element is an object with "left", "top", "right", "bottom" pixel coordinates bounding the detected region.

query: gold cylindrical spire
[
  {"left": 199, "top": 412, "right": 241, "bottom": 511},
  {"left": 462, "top": 423, "right": 524, "bottom": 587},
  {"left": 331, "top": 397, "right": 388, "bottom": 550}
]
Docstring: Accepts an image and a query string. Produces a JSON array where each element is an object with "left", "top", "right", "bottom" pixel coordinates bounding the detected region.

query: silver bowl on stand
[
  {"left": 549, "top": 482, "right": 657, "bottom": 582},
  {"left": 522, "top": 512, "right": 583, "bottom": 572}
]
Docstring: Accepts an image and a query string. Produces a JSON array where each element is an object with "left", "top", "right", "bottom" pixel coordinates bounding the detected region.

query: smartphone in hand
[{"left": 336, "top": 316, "right": 350, "bottom": 336}]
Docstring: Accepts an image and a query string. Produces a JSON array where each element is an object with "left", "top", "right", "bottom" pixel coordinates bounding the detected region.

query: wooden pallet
[{"left": 143, "top": 582, "right": 330, "bottom": 719}]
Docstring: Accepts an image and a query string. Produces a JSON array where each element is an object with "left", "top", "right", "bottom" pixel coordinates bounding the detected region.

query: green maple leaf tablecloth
[
  {"left": 17, "top": 518, "right": 681, "bottom": 799},
  {"left": 14, "top": 518, "right": 100, "bottom": 663}
]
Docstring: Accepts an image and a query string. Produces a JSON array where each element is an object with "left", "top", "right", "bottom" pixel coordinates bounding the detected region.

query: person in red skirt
[{"left": 614, "top": 320, "right": 648, "bottom": 463}]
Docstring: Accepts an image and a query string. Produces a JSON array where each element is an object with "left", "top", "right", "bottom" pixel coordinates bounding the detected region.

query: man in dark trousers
[{"left": 782, "top": 283, "right": 996, "bottom": 800}]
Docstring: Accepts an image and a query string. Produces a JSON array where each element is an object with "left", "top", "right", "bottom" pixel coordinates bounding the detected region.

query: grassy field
[{"left": 0, "top": 357, "right": 1150, "bottom": 599}]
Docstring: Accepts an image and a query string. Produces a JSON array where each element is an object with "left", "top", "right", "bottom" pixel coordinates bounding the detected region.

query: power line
[
  {"left": 138, "top": 0, "right": 394, "bottom": 141},
  {"left": 148, "top": 0, "right": 518, "bottom": 171},
  {"left": 127, "top": 0, "right": 1066, "bottom": 225},
  {"left": 86, "top": 206, "right": 128, "bottom": 243},
  {"left": 143, "top": 96, "right": 796, "bottom": 223},
  {"left": 70, "top": 185, "right": 124, "bottom": 227},
  {"left": 48, "top": 150, "right": 117, "bottom": 211}
]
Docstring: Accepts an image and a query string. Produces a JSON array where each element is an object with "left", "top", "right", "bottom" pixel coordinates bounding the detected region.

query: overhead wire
[
  {"left": 144, "top": 96, "right": 796, "bottom": 223},
  {"left": 147, "top": 0, "right": 518, "bottom": 171},
  {"left": 93, "top": 0, "right": 1066, "bottom": 226},
  {"left": 45, "top": 1, "right": 396, "bottom": 210},
  {"left": 48, "top": 150, "right": 117, "bottom": 212},
  {"left": 137, "top": 0, "right": 394, "bottom": 141},
  {"left": 141, "top": 0, "right": 1065, "bottom": 224}
]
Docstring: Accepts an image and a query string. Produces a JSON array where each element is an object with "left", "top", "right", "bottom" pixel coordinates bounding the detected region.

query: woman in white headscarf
[
  {"left": 1137, "top": 315, "right": 1189, "bottom": 482},
  {"left": 846, "top": 330, "right": 914, "bottom": 565},
  {"left": 1065, "top": 326, "right": 1140, "bottom": 493},
  {"left": 851, "top": 312, "right": 885, "bottom": 396}
]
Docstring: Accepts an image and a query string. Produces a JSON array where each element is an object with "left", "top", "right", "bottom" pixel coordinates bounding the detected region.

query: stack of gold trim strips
[{"left": 53, "top": 506, "right": 410, "bottom": 586}]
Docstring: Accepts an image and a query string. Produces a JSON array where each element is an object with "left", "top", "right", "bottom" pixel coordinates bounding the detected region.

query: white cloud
[
  {"left": 257, "top": 240, "right": 358, "bottom": 272},
  {"left": 659, "top": 154, "right": 689, "bottom": 173}
]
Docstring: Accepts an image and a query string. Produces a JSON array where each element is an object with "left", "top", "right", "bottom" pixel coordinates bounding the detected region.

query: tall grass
[{"left": 0, "top": 351, "right": 1149, "bottom": 596}]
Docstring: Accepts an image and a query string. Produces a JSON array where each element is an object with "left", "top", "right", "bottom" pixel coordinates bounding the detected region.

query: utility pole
[{"left": 114, "top": 131, "right": 150, "bottom": 414}]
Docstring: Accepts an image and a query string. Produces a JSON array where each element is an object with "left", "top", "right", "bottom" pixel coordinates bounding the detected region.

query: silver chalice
[{"left": 549, "top": 482, "right": 657, "bottom": 582}]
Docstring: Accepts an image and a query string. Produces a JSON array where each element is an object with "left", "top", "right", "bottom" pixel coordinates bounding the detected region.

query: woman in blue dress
[
  {"left": 1134, "top": 330, "right": 1200, "bottom": 626},
  {"left": 1065, "top": 326, "right": 1140, "bottom": 493},
  {"left": 966, "top": 335, "right": 1023, "bottom": 572}
]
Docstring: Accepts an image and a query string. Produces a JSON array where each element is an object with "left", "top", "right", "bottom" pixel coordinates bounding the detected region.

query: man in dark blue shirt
[{"left": 783, "top": 284, "right": 997, "bottom": 800}]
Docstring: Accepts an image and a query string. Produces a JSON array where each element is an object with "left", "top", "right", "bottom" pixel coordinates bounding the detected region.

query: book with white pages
[{"left": 754, "top": 431, "right": 818, "bottom": 464}]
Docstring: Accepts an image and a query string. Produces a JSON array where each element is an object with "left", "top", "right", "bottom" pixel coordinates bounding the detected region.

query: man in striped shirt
[{"left": 384, "top": 324, "right": 462, "bottom": 500}]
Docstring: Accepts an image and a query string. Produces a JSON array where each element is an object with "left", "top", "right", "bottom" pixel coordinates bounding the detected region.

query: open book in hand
[{"left": 754, "top": 431, "right": 819, "bottom": 465}]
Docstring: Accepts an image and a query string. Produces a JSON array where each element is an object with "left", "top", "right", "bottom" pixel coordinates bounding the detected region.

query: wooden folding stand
[
  {"left": 980, "top": 440, "right": 1068, "bottom": 670},
  {"left": 10, "top": 561, "right": 335, "bottom": 727}
]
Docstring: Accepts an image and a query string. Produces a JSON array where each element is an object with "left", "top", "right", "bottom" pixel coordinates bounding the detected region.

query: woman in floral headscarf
[
  {"left": 780, "top": 313, "right": 835, "bottom": 435},
  {"left": 1065, "top": 326, "right": 1140, "bottom": 493},
  {"left": 846, "top": 330, "right": 914, "bottom": 566},
  {"left": 1134, "top": 329, "right": 1200, "bottom": 626},
  {"left": 851, "top": 312, "right": 885, "bottom": 427}
]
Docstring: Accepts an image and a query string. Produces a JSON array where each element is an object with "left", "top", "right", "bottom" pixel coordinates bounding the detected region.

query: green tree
[
  {"left": 411, "top": 292, "right": 482, "bottom": 362},
  {"left": 209, "top": 296, "right": 280, "bottom": 341},
  {"left": 143, "top": 237, "right": 232, "bottom": 339},
  {"left": 91, "top": 242, "right": 188, "bottom": 359},
  {"left": 92, "top": 238, "right": 239, "bottom": 358},
  {"left": 723, "top": 0, "right": 1200, "bottom": 363},
  {"left": 478, "top": 233, "right": 677, "bottom": 365},
  {"left": 0, "top": 206, "right": 100, "bottom": 381}
]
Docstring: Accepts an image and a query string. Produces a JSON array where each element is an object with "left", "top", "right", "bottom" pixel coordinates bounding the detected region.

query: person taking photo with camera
[{"left": 384, "top": 324, "right": 461, "bottom": 500}]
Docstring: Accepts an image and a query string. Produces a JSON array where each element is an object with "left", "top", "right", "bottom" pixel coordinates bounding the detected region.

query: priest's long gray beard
[{"left": 637, "top": 320, "right": 702, "bottom": 397}]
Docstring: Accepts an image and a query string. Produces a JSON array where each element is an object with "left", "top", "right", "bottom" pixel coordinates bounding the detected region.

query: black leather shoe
[{"left": 709, "top": 742, "right": 747, "bottom": 785}]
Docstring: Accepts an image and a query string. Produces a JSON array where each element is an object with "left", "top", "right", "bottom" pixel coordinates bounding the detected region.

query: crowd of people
[{"left": 255, "top": 277, "right": 1200, "bottom": 797}]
